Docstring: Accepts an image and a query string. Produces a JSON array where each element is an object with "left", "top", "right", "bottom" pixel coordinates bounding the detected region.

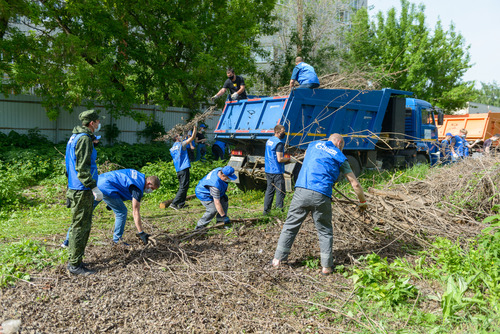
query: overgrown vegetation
[{"left": 1, "top": 137, "right": 499, "bottom": 332}]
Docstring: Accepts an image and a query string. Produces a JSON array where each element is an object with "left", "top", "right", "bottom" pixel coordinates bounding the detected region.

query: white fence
[{"left": 0, "top": 94, "right": 221, "bottom": 144}]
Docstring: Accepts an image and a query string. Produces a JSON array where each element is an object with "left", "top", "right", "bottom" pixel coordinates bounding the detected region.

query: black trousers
[
  {"left": 263, "top": 173, "right": 285, "bottom": 213},
  {"left": 172, "top": 168, "right": 190, "bottom": 207},
  {"left": 212, "top": 145, "right": 224, "bottom": 160}
]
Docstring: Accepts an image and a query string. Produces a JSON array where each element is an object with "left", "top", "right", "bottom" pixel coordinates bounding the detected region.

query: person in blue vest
[
  {"left": 194, "top": 166, "right": 237, "bottom": 230},
  {"left": 272, "top": 134, "right": 367, "bottom": 276},
  {"left": 440, "top": 133, "right": 456, "bottom": 164},
  {"left": 170, "top": 125, "right": 197, "bottom": 210},
  {"left": 65, "top": 109, "right": 103, "bottom": 276},
  {"left": 289, "top": 57, "right": 320, "bottom": 89},
  {"left": 62, "top": 169, "right": 160, "bottom": 246},
  {"left": 212, "top": 140, "right": 227, "bottom": 160},
  {"left": 263, "top": 125, "right": 290, "bottom": 215}
]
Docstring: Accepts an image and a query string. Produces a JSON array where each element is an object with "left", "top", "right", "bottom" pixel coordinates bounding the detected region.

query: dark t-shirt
[
  {"left": 196, "top": 133, "right": 206, "bottom": 143},
  {"left": 129, "top": 185, "right": 142, "bottom": 202},
  {"left": 223, "top": 75, "right": 247, "bottom": 99},
  {"left": 275, "top": 142, "right": 284, "bottom": 154}
]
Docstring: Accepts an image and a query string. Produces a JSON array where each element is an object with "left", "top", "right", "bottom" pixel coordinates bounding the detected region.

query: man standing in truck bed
[
  {"left": 263, "top": 124, "right": 290, "bottom": 215},
  {"left": 289, "top": 57, "right": 320, "bottom": 89}
]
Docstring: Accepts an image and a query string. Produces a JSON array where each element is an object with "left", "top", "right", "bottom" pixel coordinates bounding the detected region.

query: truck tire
[
  {"left": 346, "top": 155, "right": 361, "bottom": 177},
  {"left": 416, "top": 154, "right": 428, "bottom": 165}
]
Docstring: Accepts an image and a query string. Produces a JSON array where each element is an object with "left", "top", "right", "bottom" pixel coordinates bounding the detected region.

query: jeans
[
  {"left": 65, "top": 196, "right": 127, "bottom": 244},
  {"left": 195, "top": 143, "right": 207, "bottom": 162},
  {"left": 274, "top": 187, "right": 334, "bottom": 268},
  {"left": 263, "top": 173, "right": 285, "bottom": 213},
  {"left": 297, "top": 83, "right": 319, "bottom": 89},
  {"left": 172, "top": 168, "right": 190, "bottom": 207},
  {"left": 196, "top": 196, "right": 229, "bottom": 229}
]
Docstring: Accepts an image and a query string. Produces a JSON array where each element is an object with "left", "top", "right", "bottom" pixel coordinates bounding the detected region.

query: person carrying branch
[
  {"left": 170, "top": 125, "right": 197, "bottom": 210},
  {"left": 271, "top": 134, "right": 367, "bottom": 276},
  {"left": 263, "top": 124, "right": 290, "bottom": 215},
  {"left": 194, "top": 166, "right": 237, "bottom": 230},
  {"left": 289, "top": 56, "right": 320, "bottom": 89},
  {"left": 212, "top": 68, "right": 247, "bottom": 101}
]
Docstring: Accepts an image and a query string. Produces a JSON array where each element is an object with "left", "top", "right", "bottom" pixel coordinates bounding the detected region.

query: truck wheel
[
  {"left": 346, "top": 155, "right": 361, "bottom": 177},
  {"left": 416, "top": 154, "right": 428, "bottom": 165}
]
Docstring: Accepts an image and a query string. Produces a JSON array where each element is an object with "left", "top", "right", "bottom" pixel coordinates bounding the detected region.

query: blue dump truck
[{"left": 214, "top": 88, "right": 443, "bottom": 191}]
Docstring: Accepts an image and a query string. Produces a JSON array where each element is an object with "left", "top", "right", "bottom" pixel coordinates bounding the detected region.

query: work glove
[
  {"left": 358, "top": 201, "right": 368, "bottom": 212},
  {"left": 92, "top": 187, "right": 103, "bottom": 201},
  {"left": 210, "top": 95, "right": 218, "bottom": 102},
  {"left": 452, "top": 153, "right": 458, "bottom": 158},
  {"left": 136, "top": 231, "right": 150, "bottom": 245},
  {"left": 222, "top": 216, "right": 231, "bottom": 225},
  {"left": 231, "top": 92, "right": 239, "bottom": 100}
]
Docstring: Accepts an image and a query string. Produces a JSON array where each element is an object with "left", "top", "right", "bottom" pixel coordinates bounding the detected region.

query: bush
[{"left": 96, "top": 142, "right": 173, "bottom": 170}]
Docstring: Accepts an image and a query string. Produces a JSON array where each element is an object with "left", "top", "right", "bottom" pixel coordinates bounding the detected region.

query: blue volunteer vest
[
  {"left": 265, "top": 136, "right": 285, "bottom": 174},
  {"left": 170, "top": 141, "right": 191, "bottom": 172},
  {"left": 98, "top": 169, "right": 145, "bottom": 201},
  {"left": 294, "top": 62, "right": 320, "bottom": 85},
  {"left": 454, "top": 135, "right": 465, "bottom": 156},
  {"left": 195, "top": 167, "right": 229, "bottom": 202},
  {"left": 295, "top": 141, "right": 347, "bottom": 198},
  {"left": 214, "top": 141, "right": 226, "bottom": 152},
  {"left": 66, "top": 133, "right": 98, "bottom": 190}
]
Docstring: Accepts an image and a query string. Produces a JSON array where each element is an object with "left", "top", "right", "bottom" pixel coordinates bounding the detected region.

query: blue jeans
[
  {"left": 65, "top": 196, "right": 128, "bottom": 244},
  {"left": 195, "top": 143, "right": 207, "bottom": 162},
  {"left": 297, "top": 83, "right": 319, "bottom": 89}
]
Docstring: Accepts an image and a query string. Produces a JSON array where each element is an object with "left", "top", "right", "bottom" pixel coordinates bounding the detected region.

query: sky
[{"left": 369, "top": 0, "right": 500, "bottom": 87}]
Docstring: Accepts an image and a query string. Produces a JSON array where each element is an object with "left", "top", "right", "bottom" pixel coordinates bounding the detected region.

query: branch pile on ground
[
  {"left": 332, "top": 156, "right": 499, "bottom": 254},
  {"left": 156, "top": 105, "right": 219, "bottom": 142}
]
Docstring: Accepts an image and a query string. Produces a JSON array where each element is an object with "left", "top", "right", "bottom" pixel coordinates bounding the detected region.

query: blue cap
[
  {"left": 221, "top": 166, "right": 237, "bottom": 181},
  {"left": 95, "top": 135, "right": 101, "bottom": 140},
  {"left": 200, "top": 124, "right": 207, "bottom": 128},
  {"left": 445, "top": 133, "right": 452, "bottom": 136}
]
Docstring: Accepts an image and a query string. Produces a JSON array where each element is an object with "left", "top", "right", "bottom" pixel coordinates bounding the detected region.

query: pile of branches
[
  {"left": 156, "top": 105, "right": 219, "bottom": 142},
  {"left": 274, "top": 68, "right": 408, "bottom": 96},
  {"left": 332, "top": 156, "right": 500, "bottom": 252}
]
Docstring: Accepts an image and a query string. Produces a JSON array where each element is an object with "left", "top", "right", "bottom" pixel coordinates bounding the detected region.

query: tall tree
[
  {"left": 474, "top": 81, "right": 500, "bottom": 107},
  {"left": 0, "top": 0, "right": 276, "bottom": 120},
  {"left": 344, "top": 0, "right": 475, "bottom": 111},
  {"left": 257, "top": 0, "right": 359, "bottom": 91}
]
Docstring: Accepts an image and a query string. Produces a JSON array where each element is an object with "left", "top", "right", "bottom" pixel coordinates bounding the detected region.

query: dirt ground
[{"left": 1, "top": 157, "right": 497, "bottom": 333}]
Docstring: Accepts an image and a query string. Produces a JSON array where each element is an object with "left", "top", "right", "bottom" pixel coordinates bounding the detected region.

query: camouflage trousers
[{"left": 67, "top": 189, "right": 94, "bottom": 266}]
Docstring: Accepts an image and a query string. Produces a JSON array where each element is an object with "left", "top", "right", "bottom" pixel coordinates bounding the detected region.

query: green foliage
[
  {"left": 302, "top": 256, "right": 320, "bottom": 269},
  {"left": 140, "top": 160, "right": 227, "bottom": 199},
  {"left": 346, "top": 253, "right": 419, "bottom": 306},
  {"left": 1, "top": 0, "right": 277, "bottom": 117},
  {"left": 137, "top": 121, "right": 166, "bottom": 143},
  {"left": 103, "top": 123, "right": 121, "bottom": 144},
  {"left": 420, "top": 220, "right": 500, "bottom": 326},
  {"left": 96, "top": 142, "right": 172, "bottom": 170},
  {"left": 345, "top": 0, "right": 475, "bottom": 111},
  {"left": 0, "top": 239, "right": 66, "bottom": 287},
  {"left": 474, "top": 81, "right": 500, "bottom": 107},
  {"left": 0, "top": 129, "right": 52, "bottom": 151}
]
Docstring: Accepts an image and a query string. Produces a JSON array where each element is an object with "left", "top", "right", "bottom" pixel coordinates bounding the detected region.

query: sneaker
[
  {"left": 67, "top": 263, "right": 95, "bottom": 276},
  {"left": 169, "top": 203, "right": 179, "bottom": 210},
  {"left": 113, "top": 240, "right": 130, "bottom": 246},
  {"left": 60, "top": 240, "right": 69, "bottom": 248},
  {"left": 178, "top": 203, "right": 189, "bottom": 209}
]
